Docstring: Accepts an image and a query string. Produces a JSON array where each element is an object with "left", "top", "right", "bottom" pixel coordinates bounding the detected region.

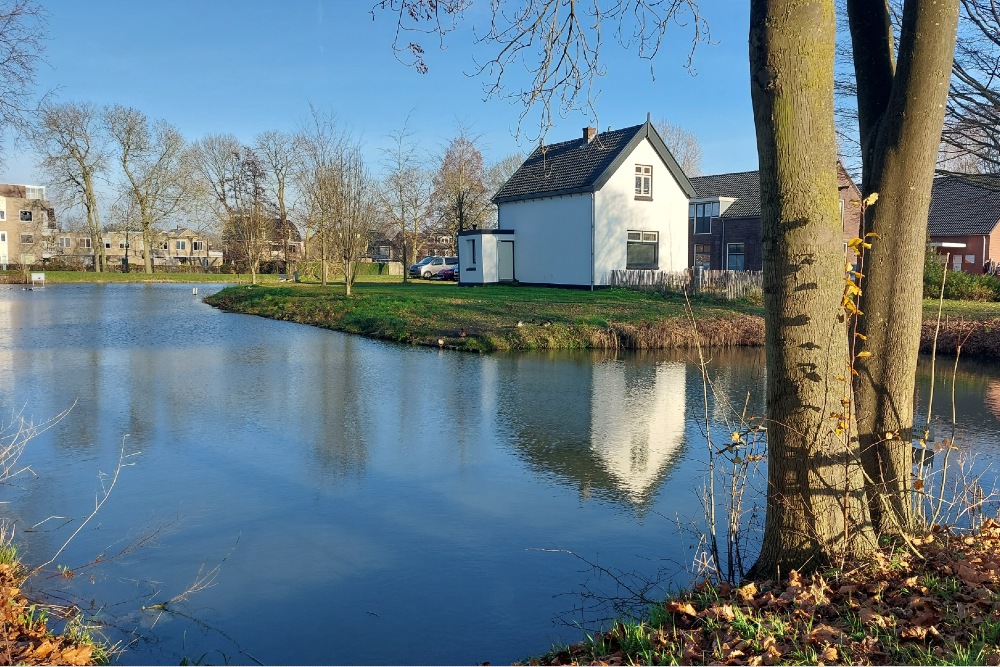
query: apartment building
[{"left": 0, "top": 184, "right": 57, "bottom": 267}]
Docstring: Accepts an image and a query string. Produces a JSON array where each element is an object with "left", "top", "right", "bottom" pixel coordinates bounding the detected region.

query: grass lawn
[
  {"left": 924, "top": 298, "right": 1000, "bottom": 319},
  {"left": 205, "top": 281, "right": 766, "bottom": 352}
]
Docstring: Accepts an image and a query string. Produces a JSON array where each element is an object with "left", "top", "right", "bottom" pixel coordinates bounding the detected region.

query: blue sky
[{"left": 0, "top": 1, "right": 758, "bottom": 185}]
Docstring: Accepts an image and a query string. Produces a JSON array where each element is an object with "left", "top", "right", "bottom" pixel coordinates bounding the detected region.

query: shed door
[{"left": 498, "top": 241, "right": 514, "bottom": 282}]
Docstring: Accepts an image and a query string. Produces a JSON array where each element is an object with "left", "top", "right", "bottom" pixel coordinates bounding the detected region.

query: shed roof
[{"left": 493, "top": 120, "right": 695, "bottom": 204}]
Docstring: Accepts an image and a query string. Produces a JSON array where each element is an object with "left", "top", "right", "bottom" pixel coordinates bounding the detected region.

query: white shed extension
[{"left": 459, "top": 118, "right": 695, "bottom": 287}]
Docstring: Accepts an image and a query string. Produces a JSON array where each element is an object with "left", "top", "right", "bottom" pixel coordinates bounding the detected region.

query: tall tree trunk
[
  {"left": 143, "top": 227, "right": 154, "bottom": 274},
  {"left": 849, "top": 0, "right": 959, "bottom": 535},
  {"left": 748, "top": 0, "right": 875, "bottom": 577}
]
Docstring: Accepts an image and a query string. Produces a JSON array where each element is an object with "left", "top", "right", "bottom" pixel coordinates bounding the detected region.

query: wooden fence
[{"left": 608, "top": 269, "right": 764, "bottom": 301}]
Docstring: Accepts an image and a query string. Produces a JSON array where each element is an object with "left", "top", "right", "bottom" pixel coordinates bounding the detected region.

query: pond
[{"left": 0, "top": 283, "right": 996, "bottom": 665}]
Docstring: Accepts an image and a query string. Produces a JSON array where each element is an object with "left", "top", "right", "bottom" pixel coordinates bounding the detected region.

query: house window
[
  {"left": 19, "top": 210, "right": 32, "bottom": 222},
  {"left": 0, "top": 210, "right": 5, "bottom": 221},
  {"left": 635, "top": 165, "right": 652, "bottom": 198},
  {"left": 20, "top": 233, "right": 33, "bottom": 245},
  {"left": 690, "top": 201, "right": 719, "bottom": 235},
  {"left": 25, "top": 186, "right": 44, "bottom": 200},
  {"left": 176, "top": 240, "right": 187, "bottom": 250},
  {"left": 727, "top": 243, "right": 746, "bottom": 270},
  {"left": 105, "top": 241, "right": 112, "bottom": 249},
  {"left": 694, "top": 243, "right": 712, "bottom": 271},
  {"left": 160, "top": 242, "right": 169, "bottom": 250},
  {"left": 466, "top": 238, "right": 477, "bottom": 265},
  {"left": 193, "top": 241, "right": 205, "bottom": 251},
  {"left": 79, "top": 238, "right": 92, "bottom": 249},
  {"left": 0, "top": 232, "right": 5, "bottom": 242},
  {"left": 626, "top": 230, "right": 658, "bottom": 269},
  {"left": 58, "top": 237, "right": 71, "bottom": 248},
  {"left": 965, "top": 254, "right": 975, "bottom": 264},
  {"left": 119, "top": 240, "right": 127, "bottom": 249}
]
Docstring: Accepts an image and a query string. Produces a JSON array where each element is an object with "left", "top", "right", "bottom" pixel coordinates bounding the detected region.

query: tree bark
[
  {"left": 748, "top": 0, "right": 875, "bottom": 577},
  {"left": 849, "top": 0, "right": 959, "bottom": 535}
]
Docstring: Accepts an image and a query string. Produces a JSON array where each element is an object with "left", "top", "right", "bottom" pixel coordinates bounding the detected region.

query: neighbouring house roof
[
  {"left": 928, "top": 174, "right": 1000, "bottom": 236},
  {"left": 493, "top": 120, "right": 696, "bottom": 204},
  {"left": 689, "top": 170, "right": 761, "bottom": 218},
  {"left": 690, "top": 164, "right": 860, "bottom": 219}
]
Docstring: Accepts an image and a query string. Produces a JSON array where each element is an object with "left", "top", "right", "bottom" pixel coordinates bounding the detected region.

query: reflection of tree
[
  {"left": 497, "top": 351, "right": 688, "bottom": 510},
  {"left": 310, "top": 336, "right": 369, "bottom": 480}
]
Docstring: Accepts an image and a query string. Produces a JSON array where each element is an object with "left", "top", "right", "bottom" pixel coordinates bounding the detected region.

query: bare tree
[
  {"left": 191, "top": 135, "right": 272, "bottom": 283},
  {"left": 848, "top": 0, "right": 960, "bottom": 537},
  {"left": 255, "top": 130, "right": 300, "bottom": 274},
  {"left": 33, "top": 102, "right": 109, "bottom": 272},
  {"left": 227, "top": 147, "right": 272, "bottom": 284},
  {"left": 374, "top": 0, "right": 709, "bottom": 140},
  {"left": 333, "top": 146, "right": 379, "bottom": 296},
  {"left": 296, "top": 108, "right": 348, "bottom": 287},
  {"left": 431, "top": 128, "right": 490, "bottom": 248},
  {"left": 0, "top": 0, "right": 46, "bottom": 166},
  {"left": 653, "top": 118, "right": 702, "bottom": 176},
  {"left": 483, "top": 151, "right": 524, "bottom": 228},
  {"left": 105, "top": 105, "right": 190, "bottom": 274},
  {"left": 381, "top": 114, "right": 432, "bottom": 280}
]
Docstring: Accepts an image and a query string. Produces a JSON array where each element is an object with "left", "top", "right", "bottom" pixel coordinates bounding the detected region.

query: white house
[{"left": 459, "top": 118, "right": 695, "bottom": 287}]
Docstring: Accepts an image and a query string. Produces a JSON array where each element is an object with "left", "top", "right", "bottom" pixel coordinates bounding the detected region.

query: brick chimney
[{"left": 583, "top": 126, "right": 597, "bottom": 143}]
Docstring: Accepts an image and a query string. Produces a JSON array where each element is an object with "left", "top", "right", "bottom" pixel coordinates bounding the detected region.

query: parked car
[
  {"left": 438, "top": 265, "right": 458, "bottom": 281},
  {"left": 409, "top": 256, "right": 457, "bottom": 279}
]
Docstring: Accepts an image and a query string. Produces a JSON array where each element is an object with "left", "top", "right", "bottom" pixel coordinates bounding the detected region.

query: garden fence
[{"left": 609, "top": 268, "right": 764, "bottom": 301}]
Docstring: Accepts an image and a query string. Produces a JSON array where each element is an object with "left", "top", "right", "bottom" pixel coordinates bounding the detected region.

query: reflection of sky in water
[{"left": 0, "top": 284, "right": 997, "bottom": 664}]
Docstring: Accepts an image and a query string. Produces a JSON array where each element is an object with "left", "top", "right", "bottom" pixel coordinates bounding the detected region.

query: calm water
[{"left": 0, "top": 283, "right": 997, "bottom": 665}]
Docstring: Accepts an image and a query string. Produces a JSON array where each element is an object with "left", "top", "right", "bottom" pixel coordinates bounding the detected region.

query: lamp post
[{"left": 123, "top": 227, "right": 130, "bottom": 273}]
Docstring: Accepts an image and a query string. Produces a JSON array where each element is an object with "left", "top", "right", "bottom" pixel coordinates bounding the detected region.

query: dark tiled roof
[
  {"left": 493, "top": 122, "right": 695, "bottom": 203},
  {"left": 928, "top": 174, "right": 1000, "bottom": 236},
  {"left": 690, "top": 170, "right": 761, "bottom": 218}
]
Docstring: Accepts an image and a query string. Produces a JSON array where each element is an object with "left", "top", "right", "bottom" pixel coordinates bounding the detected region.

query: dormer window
[
  {"left": 635, "top": 165, "right": 652, "bottom": 198},
  {"left": 690, "top": 201, "right": 720, "bottom": 235}
]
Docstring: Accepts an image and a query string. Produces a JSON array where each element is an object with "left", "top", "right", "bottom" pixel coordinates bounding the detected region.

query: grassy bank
[
  {"left": 204, "top": 282, "right": 1000, "bottom": 356},
  {"left": 204, "top": 282, "right": 766, "bottom": 352}
]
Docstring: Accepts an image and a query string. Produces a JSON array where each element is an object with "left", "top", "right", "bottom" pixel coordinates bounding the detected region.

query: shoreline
[{"left": 203, "top": 284, "right": 1000, "bottom": 360}]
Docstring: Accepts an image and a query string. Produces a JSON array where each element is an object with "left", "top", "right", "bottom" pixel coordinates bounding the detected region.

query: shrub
[{"left": 924, "top": 249, "right": 1000, "bottom": 301}]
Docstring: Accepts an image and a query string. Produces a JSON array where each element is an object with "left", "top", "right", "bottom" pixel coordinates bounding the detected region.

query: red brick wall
[{"left": 930, "top": 235, "right": 990, "bottom": 273}]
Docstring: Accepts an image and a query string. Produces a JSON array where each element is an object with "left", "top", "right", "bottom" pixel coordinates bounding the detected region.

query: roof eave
[{"left": 494, "top": 186, "right": 595, "bottom": 205}]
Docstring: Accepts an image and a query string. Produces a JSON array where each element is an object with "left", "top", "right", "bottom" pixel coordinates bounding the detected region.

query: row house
[
  {"left": 687, "top": 164, "right": 863, "bottom": 272},
  {"left": 0, "top": 184, "right": 57, "bottom": 267}
]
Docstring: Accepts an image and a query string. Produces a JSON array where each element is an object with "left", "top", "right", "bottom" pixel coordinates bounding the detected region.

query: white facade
[
  {"left": 593, "top": 138, "right": 690, "bottom": 281},
  {"left": 461, "top": 122, "right": 692, "bottom": 287}
]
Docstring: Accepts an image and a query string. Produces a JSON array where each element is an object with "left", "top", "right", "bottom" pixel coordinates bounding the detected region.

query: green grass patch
[{"left": 205, "top": 282, "right": 767, "bottom": 352}]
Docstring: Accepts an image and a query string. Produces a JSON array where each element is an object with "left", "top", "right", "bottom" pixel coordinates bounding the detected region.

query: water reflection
[{"left": 496, "top": 351, "right": 688, "bottom": 508}]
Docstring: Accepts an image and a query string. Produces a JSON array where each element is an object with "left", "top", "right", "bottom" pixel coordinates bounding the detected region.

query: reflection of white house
[
  {"left": 590, "top": 360, "right": 686, "bottom": 502},
  {"left": 459, "top": 117, "right": 695, "bottom": 287}
]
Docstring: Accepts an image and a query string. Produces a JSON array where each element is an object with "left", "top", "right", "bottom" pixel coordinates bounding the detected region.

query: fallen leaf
[
  {"left": 666, "top": 600, "right": 698, "bottom": 617},
  {"left": 737, "top": 582, "right": 758, "bottom": 602}
]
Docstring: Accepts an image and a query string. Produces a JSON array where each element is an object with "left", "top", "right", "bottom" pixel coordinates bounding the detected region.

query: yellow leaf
[
  {"left": 863, "top": 192, "right": 879, "bottom": 206},
  {"left": 865, "top": 231, "right": 880, "bottom": 238},
  {"left": 856, "top": 351, "right": 872, "bottom": 358},
  {"left": 855, "top": 332, "right": 867, "bottom": 340}
]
